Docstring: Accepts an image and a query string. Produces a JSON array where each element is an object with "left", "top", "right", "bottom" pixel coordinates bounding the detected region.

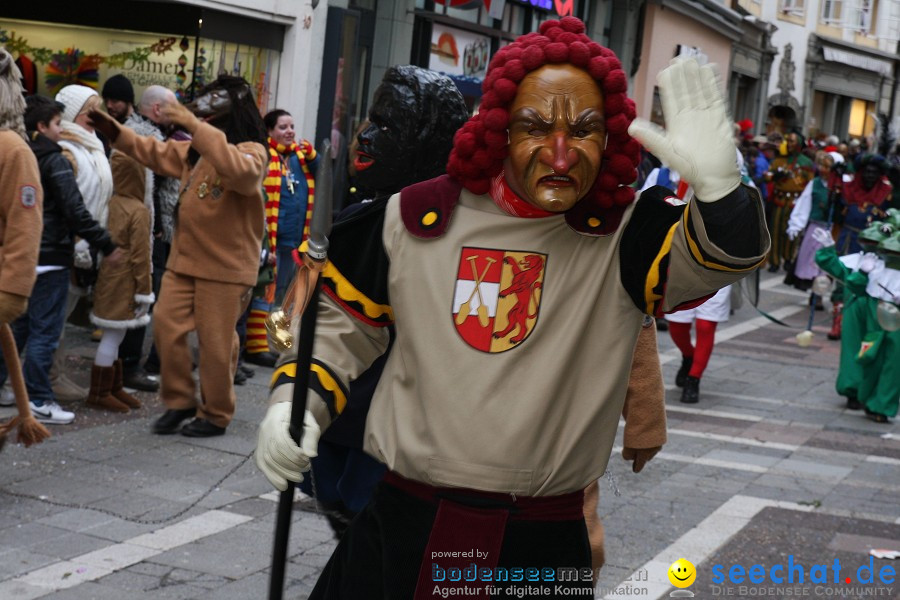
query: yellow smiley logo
[{"left": 668, "top": 558, "right": 696, "bottom": 588}]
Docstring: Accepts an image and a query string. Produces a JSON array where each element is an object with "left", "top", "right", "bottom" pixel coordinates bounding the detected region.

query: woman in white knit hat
[{"left": 51, "top": 85, "right": 114, "bottom": 403}]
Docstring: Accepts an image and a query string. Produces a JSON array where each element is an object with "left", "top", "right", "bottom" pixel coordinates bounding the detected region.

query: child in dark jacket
[{"left": 0, "top": 96, "right": 122, "bottom": 425}]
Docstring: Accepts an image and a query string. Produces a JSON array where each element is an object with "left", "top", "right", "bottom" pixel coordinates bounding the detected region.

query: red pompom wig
[{"left": 447, "top": 17, "right": 640, "bottom": 213}]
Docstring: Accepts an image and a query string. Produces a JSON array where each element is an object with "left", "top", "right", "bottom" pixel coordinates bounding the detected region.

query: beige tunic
[{"left": 274, "top": 185, "right": 768, "bottom": 496}]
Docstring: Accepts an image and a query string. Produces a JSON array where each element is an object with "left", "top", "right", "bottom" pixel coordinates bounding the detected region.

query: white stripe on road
[
  {"left": 664, "top": 404, "right": 763, "bottom": 422},
  {"left": 0, "top": 509, "right": 252, "bottom": 599},
  {"left": 600, "top": 495, "right": 814, "bottom": 600}
]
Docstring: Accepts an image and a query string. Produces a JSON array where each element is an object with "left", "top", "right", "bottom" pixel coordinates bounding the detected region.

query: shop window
[
  {"left": 848, "top": 98, "right": 875, "bottom": 137},
  {"left": 780, "top": 0, "right": 805, "bottom": 16},
  {"left": 821, "top": 0, "right": 844, "bottom": 23}
]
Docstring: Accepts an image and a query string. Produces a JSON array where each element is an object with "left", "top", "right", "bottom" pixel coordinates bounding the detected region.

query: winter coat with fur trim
[{"left": 90, "top": 151, "right": 153, "bottom": 328}]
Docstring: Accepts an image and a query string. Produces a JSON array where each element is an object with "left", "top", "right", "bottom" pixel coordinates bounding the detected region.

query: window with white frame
[
  {"left": 886, "top": 0, "right": 900, "bottom": 40},
  {"left": 848, "top": 0, "right": 873, "bottom": 32},
  {"left": 821, "top": 0, "right": 844, "bottom": 23},
  {"left": 781, "top": 0, "right": 805, "bottom": 15}
]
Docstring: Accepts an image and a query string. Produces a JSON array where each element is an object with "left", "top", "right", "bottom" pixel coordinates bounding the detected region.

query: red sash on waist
[{"left": 383, "top": 472, "right": 584, "bottom": 600}]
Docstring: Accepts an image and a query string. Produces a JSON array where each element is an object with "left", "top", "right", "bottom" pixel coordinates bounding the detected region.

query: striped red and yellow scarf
[{"left": 264, "top": 138, "right": 316, "bottom": 254}]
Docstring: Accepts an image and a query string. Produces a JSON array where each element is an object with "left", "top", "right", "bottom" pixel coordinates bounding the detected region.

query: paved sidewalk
[{"left": 0, "top": 270, "right": 897, "bottom": 600}]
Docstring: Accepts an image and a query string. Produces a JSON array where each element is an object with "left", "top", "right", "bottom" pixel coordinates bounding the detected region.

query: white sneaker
[
  {"left": 0, "top": 387, "right": 14, "bottom": 407},
  {"left": 29, "top": 401, "right": 75, "bottom": 425}
]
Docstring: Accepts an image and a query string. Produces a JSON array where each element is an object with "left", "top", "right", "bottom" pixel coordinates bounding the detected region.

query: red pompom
[
  {"left": 595, "top": 191, "right": 614, "bottom": 209},
  {"left": 455, "top": 131, "right": 477, "bottom": 158},
  {"left": 624, "top": 138, "right": 641, "bottom": 157},
  {"left": 560, "top": 16, "right": 585, "bottom": 33},
  {"left": 459, "top": 161, "right": 482, "bottom": 180},
  {"left": 600, "top": 47, "right": 615, "bottom": 58},
  {"left": 606, "top": 56, "right": 622, "bottom": 72},
  {"left": 482, "top": 108, "right": 509, "bottom": 131},
  {"left": 545, "top": 42, "right": 569, "bottom": 63},
  {"left": 504, "top": 59, "right": 526, "bottom": 82},
  {"left": 493, "top": 78, "right": 518, "bottom": 102},
  {"left": 472, "top": 150, "right": 492, "bottom": 170},
  {"left": 614, "top": 186, "right": 634, "bottom": 205},
  {"left": 522, "top": 45, "right": 546, "bottom": 71},
  {"left": 569, "top": 42, "right": 591, "bottom": 67},
  {"left": 588, "top": 56, "right": 610, "bottom": 80},
  {"left": 607, "top": 113, "right": 629, "bottom": 136},
  {"left": 489, "top": 53, "right": 507, "bottom": 71},
  {"left": 604, "top": 93, "right": 625, "bottom": 116},
  {"left": 557, "top": 32, "right": 578, "bottom": 45},
  {"left": 480, "top": 91, "right": 500, "bottom": 111},
  {"left": 624, "top": 99, "right": 636, "bottom": 120},
  {"left": 588, "top": 43, "right": 604, "bottom": 57},
  {"left": 467, "top": 178, "right": 491, "bottom": 196},
  {"left": 603, "top": 70, "right": 627, "bottom": 94},
  {"left": 606, "top": 154, "right": 632, "bottom": 178},
  {"left": 470, "top": 120, "right": 485, "bottom": 139},
  {"left": 539, "top": 20, "right": 561, "bottom": 35},
  {"left": 505, "top": 47, "right": 523, "bottom": 62},
  {"left": 484, "top": 128, "right": 508, "bottom": 150},
  {"left": 598, "top": 172, "right": 618, "bottom": 190}
]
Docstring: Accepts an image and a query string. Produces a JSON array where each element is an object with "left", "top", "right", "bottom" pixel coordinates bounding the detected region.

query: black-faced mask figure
[{"left": 354, "top": 66, "right": 468, "bottom": 198}]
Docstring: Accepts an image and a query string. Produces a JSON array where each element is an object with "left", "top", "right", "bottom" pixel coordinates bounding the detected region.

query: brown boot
[
  {"left": 827, "top": 303, "right": 843, "bottom": 340},
  {"left": 112, "top": 359, "right": 141, "bottom": 409},
  {"left": 86, "top": 365, "right": 130, "bottom": 413}
]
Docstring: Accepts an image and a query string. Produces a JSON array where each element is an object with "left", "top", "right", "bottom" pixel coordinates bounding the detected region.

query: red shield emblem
[{"left": 452, "top": 247, "right": 547, "bottom": 353}]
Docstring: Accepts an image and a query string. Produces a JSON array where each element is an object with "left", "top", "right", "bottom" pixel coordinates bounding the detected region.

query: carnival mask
[
  {"left": 504, "top": 64, "right": 606, "bottom": 213},
  {"left": 354, "top": 81, "right": 418, "bottom": 194}
]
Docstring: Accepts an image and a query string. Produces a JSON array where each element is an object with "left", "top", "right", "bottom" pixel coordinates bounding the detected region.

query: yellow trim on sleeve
[
  {"left": 298, "top": 241, "right": 394, "bottom": 322},
  {"left": 310, "top": 363, "right": 347, "bottom": 414},
  {"left": 682, "top": 204, "right": 766, "bottom": 273},
  {"left": 269, "top": 362, "right": 346, "bottom": 414},
  {"left": 270, "top": 363, "right": 296, "bottom": 387},
  {"left": 644, "top": 221, "right": 681, "bottom": 314}
]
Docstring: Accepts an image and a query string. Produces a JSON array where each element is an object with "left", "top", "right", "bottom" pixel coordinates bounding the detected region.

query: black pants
[{"left": 310, "top": 481, "right": 592, "bottom": 600}]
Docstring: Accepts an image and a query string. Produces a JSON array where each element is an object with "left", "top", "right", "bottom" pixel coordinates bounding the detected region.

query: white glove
[
  {"left": 255, "top": 402, "right": 320, "bottom": 491},
  {"left": 859, "top": 253, "right": 878, "bottom": 274},
  {"left": 812, "top": 227, "right": 835, "bottom": 248},
  {"left": 628, "top": 59, "right": 740, "bottom": 202},
  {"left": 786, "top": 225, "right": 802, "bottom": 241},
  {"left": 73, "top": 239, "right": 93, "bottom": 269}
]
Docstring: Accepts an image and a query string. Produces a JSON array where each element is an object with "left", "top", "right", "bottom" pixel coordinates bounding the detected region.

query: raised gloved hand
[
  {"left": 859, "top": 252, "right": 879, "bottom": 274},
  {"left": 255, "top": 402, "right": 320, "bottom": 491},
  {"left": 628, "top": 59, "right": 740, "bottom": 203},
  {"left": 786, "top": 225, "right": 802, "bottom": 241},
  {"left": 622, "top": 446, "right": 661, "bottom": 473},
  {"left": 0, "top": 291, "right": 27, "bottom": 324},
  {"left": 87, "top": 109, "right": 121, "bottom": 144},
  {"left": 812, "top": 227, "right": 835, "bottom": 248}
]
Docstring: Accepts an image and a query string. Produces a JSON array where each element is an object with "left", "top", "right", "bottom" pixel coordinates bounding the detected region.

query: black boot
[
  {"left": 680, "top": 376, "right": 700, "bottom": 404},
  {"left": 181, "top": 418, "right": 227, "bottom": 437},
  {"left": 244, "top": 351, "right": 278, "bottom": 368},
  {"left": 846, "top": 396, "right": 862, "bottom": 410},
  {"left": 152, "top": 408, "right": 197, "bottom": 434},
  {"left": 675, "top": 356, "right": 693, "bottom": 388},
  {"left": 864, "top": 407, "right": 890, "bottom": 424}
]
